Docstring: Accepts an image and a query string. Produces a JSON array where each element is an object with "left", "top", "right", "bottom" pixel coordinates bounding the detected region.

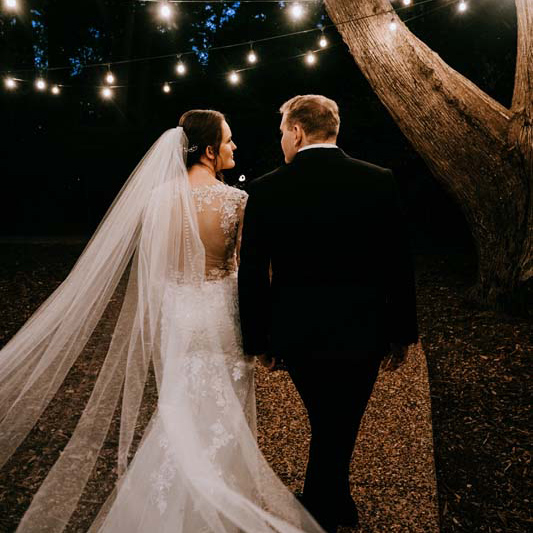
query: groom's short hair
[{"left": 280, "top": 95, "right": 340, "bottom": 141}]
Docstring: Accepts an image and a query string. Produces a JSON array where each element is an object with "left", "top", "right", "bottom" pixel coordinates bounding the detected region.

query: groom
[{"left": 238, "top": 95, "right": 418, "bottom": 532}]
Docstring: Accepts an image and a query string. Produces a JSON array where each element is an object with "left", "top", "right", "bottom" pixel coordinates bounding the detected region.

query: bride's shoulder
[{"left": 222, "top": 183, "right": 248, "bottom": 204}]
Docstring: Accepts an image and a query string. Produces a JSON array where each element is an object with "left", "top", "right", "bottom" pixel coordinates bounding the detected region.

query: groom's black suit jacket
[{"left": 238, "top": 147, "right": 418, "bottom": 361}]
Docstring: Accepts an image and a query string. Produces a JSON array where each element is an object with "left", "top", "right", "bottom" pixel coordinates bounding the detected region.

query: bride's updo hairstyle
[{"left": 179, "top": 109, "right": 226, "bottom": 175}]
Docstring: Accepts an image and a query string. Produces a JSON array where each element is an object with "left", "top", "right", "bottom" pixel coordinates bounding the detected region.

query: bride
[{"left": 0, "top": 110, "right": 325, "bottom": 533}]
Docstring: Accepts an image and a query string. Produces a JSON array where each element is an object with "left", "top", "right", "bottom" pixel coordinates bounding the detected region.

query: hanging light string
[
  {"left": 140, "top": 1, "right": 321, "bottom": 3},
  {"left": 0, "top": 0, "right": 454, "bottom": 76},
  {"left": 1, "top": 0, "right": 467, "bottom": 93}
]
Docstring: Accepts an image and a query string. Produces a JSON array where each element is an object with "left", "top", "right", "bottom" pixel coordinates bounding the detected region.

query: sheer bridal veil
[
  {"left": 0, "top": 127, "right": 205, "bottom": 530},
  {"left": 0, "top": 127, "right": 324, "bottom": 533}
]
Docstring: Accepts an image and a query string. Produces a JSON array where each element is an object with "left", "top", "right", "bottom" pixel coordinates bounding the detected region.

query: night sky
[{"left": 0, "top": 0, "right": 517, "bottom": 249}]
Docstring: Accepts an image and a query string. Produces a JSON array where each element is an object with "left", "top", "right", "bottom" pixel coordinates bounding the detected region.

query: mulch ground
[
  {"left": 416, "top": 250, "right": 531, "bottom": 533},
  {"left": 0, "top": 242, "right": 531, "bottom": 532}
]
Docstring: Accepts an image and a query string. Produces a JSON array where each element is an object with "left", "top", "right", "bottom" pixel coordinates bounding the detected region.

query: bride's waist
[{"left": 164, "top": 271, "right": 237, "bottom": 296}]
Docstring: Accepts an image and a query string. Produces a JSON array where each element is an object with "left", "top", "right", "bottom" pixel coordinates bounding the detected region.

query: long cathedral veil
[
  {"left": 0, "top": 127, "right": 204, "bottom": 529},
  {"left": 0, "top": 127, "right": 325, "bottom": 533}
]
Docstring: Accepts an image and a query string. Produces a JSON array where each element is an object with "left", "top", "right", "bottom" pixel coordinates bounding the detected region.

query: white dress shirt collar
[{"left": 298, "top": 143, "right": 338, "bottom": 153}]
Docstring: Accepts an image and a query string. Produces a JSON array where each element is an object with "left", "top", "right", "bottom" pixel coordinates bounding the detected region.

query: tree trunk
[{"left": 324, "top": 0, "right": 532, "bottom": 310}]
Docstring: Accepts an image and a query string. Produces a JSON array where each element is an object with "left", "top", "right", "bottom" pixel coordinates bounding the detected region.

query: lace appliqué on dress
[
  {"left": 150, "top": 436, "right": 177, "bottom": 515},
  {"left": 191, "top": 183, "right": 248, "bottom": 246}
]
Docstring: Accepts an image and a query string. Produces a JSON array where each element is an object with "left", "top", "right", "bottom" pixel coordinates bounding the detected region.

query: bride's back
[{"left": 190, "top": 182, "right": 248, "bottom": 280}]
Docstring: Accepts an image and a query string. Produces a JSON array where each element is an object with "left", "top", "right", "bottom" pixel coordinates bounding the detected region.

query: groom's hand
[
  {"left": 257, "top": 353, "right": 276, "bottom": 371},
  {"left": 382, "top": 343, "right": 409, "bottom": 372}
]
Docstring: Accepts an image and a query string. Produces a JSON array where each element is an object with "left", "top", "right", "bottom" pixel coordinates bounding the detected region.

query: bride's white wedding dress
[{"left": 93, "top": 182, "right": 319, "bottom": 533}]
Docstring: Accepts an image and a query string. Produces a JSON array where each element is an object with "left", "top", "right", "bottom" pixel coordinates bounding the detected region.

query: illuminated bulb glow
[
  {"left": 247, "top": 51, "right": 257, "bottom": 64},
  {"left": 35, "top": 78, "right": 47, "bottom": 91},
  {"left": 458, "top": 1, "right": 467, "bottom": 12},
  {"left": 176, "top": 62, "right": 186, "bottom": 75},
  {"left": 5, "top": 0, "right": 17, "bottom": 10},
  {"left": 106, "top": 72, "right": 115, "bottom": 84},
  {"left": 163, "top": 83, "right": 171, "bottom": 93},
  {"left": 319, "top": 36, "right": 328, "bottom": 48},
  {"left": 402, "top": 0, "right": 412, "bottom": 5},
  {"left": 5, "top": 77, "right": 16, "bottom": 89},
  {"left": 389, "top": 21, "right": 398, "bottom": 31},
  {"left": 160, "top": 3, "right": 172, "bottom": 19},
  {"left": 290, "top": 3, "right": 304, "bottom": 20},
  {"left": 229, "top": 71, "right": 240, "bottom": 84},
  {"left": 305, "top": 52, "right": 316, "bottom": 65},
  {"left": 101, "top": 87, "right": 113, "bottom": 99},
  {"left": 51, "top": 85, "right": 60, "bottom": 95}
]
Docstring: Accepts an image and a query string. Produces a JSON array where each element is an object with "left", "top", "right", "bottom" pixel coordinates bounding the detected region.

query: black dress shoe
[
  {"left": 336, "top": 501, "right": 359, "bottom": 528},
  {"left": 293, "top": 492, "right": 359, "bottom": 530}
]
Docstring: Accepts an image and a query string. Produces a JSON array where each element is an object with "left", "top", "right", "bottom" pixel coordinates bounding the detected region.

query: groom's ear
[{"left": 293, "top": 124, "right": 304, "bottom": 147}]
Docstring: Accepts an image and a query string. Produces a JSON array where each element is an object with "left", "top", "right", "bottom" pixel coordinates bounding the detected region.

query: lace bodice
[{"left": 190, "top": 182, "right": 248, "bottom": 281}]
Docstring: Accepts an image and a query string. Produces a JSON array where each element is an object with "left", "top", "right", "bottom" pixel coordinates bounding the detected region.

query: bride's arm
[{"left": 235, "top": 193, "right": 248, "bottom": 267}]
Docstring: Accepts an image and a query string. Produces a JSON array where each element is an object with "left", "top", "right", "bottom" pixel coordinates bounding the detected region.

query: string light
[
  {"left": 0, "top": 0, "right": 475, "bottom": 98},
  {"left": 305, "top": 51, "right": 316, "bottom": 66},
  {"left": 176, "top": 58, "right": 186, "bottom": 75},
  {"left": 4, "top": 77, "right": 16, "bottom": 89},
  {"left": 289, "top": 3, "right": 304, "bottom": 21},
  {"left": 247, "top": 45, "right": 257, "bottom": 64},
  {"left": 159, "top": 1, "right": 173, "bottom": 20},
  {"left": 35, "top": 78, "right": 47, "bottom": 91},
  {"left": 228, "top": 71, "right": 240, "bottom": 85},
  {"left": 105, "top": 66, "right": 115, "bottom": 84},
  {"left": 101, "top": 86, "right": 113, "bottom": 99},
  {"left": 3, "top": 0, "right": 17, "bottom": 11}
]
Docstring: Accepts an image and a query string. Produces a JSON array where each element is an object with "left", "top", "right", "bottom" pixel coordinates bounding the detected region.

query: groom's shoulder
[
  {"left": 344, "top": 153, "right": 392, "bottom": 177},
  {"left": 246, "top": 165, "right": 288, "bottom": 194}
]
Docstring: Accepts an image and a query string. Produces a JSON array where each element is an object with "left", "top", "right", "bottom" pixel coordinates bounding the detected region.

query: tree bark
[{"left": 324, "top": 0, "right": 533, "bottom": 309}]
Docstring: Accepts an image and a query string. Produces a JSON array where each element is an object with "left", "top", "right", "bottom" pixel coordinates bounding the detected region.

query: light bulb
[
  {"left": 51, "top": 85, "right": 60, "bottom": 95},
  {"left": 319, "top": 35, "right": 328, "bottom": 48},
  {"left": 4, "top": 0, "right": 17, "bottom": 10},
  {"left": 163, "top": 82, "right": 171, "bottom": 93},
  {"left": 229, "top": 71, "right": 240, "bottom": 85},
  {"left": 4, "top": 77, "right": 16, "bottom": 89},
  {"left": 247, "top": 50, "right": 257, "bottom": 64},
  {"left": 176, "top": 61, "right": 186, "bottom": 75},
  {"left": 160, "top": 2, "right": 172, "bottom": 19},
  {"left": 458, "top": 1, "right": 467, "bottom": 12},
  {"left": 305, "top": 52, "right": 316, "bottom": 65},
  {"left": 35, "top": 78, "right": 47, "bottom": 91},
  {"left": 389, "top": 20, "right": 398, "bottom": 31},
  {"left": 402, "top": 0, "right": 412, "bottom": 5},
  {"left": 290, "top": 3, "right": 304, "bottom": 21},
  {"left": 101, "top": 87, "right": 113, "bottom": 99},
  {"left": 105, "top": 72, "right": 115, "bottom": 84}
]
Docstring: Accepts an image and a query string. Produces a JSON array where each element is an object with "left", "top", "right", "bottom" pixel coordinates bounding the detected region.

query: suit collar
[{"left": 290, "top": 146, "right": 347, "bottom": 165}]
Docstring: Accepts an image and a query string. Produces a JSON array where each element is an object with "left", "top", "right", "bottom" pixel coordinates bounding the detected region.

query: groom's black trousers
[{"left": 284, "top": 354, "right": 381, "bottom": 524}]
